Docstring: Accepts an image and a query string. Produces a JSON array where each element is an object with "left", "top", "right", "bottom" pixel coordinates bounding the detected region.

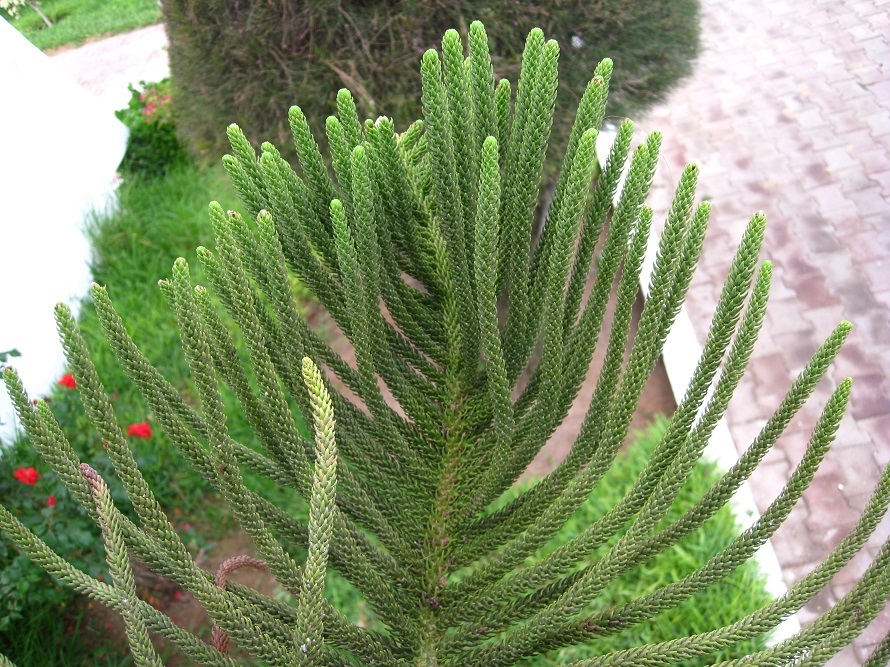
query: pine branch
[
  {"left": 1, "top": 22, "right": 880, "bottom": 667},
  {"left": 82, "top": 464, "right": 163, "bottom": 667}
]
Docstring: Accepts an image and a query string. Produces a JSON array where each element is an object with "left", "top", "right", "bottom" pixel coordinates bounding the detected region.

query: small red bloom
[
  {"left": 47, "top": 495, "right": 57, "bottom": 507},
  {"left": 13, "top": 466, "right": 39, "bottom": 485},
  {"left": 182, "top": 523, "right": 191, "bottom": 531},
  {"left": 127, "top": 422, "right": 152, "bottom": 439},
  {"left": 172, "top": 591, "right": 183, "bottom": 602},
  {"left": 58, "top": 373, "right": 77, "bottom": 389}
]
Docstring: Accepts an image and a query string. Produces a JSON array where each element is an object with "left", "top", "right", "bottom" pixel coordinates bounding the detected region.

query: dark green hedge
[{"left": 163, "top": 1, "right": 699, "bottom": 166}]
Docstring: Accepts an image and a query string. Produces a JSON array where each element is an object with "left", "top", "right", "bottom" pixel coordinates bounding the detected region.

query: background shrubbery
[
  {"left": 115, "top": 79, "right": 190, "bottom": 179},
  {"left": 163, "top": 0, "right": 700, "bottom": 165}
]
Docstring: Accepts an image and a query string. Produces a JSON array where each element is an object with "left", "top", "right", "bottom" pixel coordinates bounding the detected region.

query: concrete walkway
[
  {"left": 49, "top": 5, "right": 890, "bottom": 664},
  {"left": 51, "top": 23, "right": 168, "bottom": 114},
  {"left": 642, "top": 0, "right": 890, "bottom": 663}
]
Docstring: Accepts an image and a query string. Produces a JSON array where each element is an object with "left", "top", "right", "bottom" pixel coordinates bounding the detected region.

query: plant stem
[{"left": 29, "top": 1, "right": 53, "bottom": 28}]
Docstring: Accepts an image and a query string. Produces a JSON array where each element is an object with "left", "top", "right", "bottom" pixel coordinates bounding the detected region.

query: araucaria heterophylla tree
[{"left": 2, "top": 21, "right": 889, "bottom": 667}]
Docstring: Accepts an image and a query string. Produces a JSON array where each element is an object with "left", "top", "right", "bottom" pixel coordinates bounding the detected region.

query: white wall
[{"left": 0, "top": 18, "right": 129, "bottom": 445}]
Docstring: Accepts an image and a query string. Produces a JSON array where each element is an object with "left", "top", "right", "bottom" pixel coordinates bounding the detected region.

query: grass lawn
[{"left": 4, "top": 0, "right": 161, "bottom": 51}]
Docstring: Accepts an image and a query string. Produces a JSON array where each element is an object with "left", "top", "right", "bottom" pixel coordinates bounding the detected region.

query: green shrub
[
  {"left": 115, "top": 79, "right": 190, "bottom": 179},
  {"left": 162, "top": 0, "right": 700, "bottom": 168}
]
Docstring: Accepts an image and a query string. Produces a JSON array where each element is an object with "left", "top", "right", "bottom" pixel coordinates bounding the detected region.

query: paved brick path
[{"left": 641, "top": 0, "right": 890, "bottom": 663}]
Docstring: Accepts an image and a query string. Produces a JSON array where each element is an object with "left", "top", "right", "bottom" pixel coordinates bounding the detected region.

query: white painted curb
[{"left": 0, "top": 19, "right": 128, "bottom": 446}]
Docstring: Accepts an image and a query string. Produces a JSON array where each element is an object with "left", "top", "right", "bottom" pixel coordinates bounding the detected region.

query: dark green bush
[
  {"left": 163, "top": 1, "right": 700, "bottom": 166},
  {"left": 115, "top": 79, "right": 190, "bottom": 178}
]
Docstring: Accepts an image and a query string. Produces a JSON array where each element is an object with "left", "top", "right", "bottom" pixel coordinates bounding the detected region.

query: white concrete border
[{"left": 0, "top": 18, "right": 128, "bottom": 446}]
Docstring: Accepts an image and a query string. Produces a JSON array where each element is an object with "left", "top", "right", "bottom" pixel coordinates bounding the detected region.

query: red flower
[
  {"left": 13, "top": 466, "right": 39, "bottom": 485},
  {"left": 47, "top": 495, "right": 57, "bottom": 507},
  {"left": 58, "top": 373, "right": 77, "bottom": 389},
  {"left": 127, "top": 422, "right": 152, "bottom": 439},
  {"left": 172, "top": 590, "right": 183, "bottom": 602}
]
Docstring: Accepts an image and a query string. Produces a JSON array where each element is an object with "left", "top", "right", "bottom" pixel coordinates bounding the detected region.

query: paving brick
[
  {"left": 810, "top": 183, "right": 851, "bottom": 211},
  {"left": 832, "top": 168, "right": 876, "bottom": 196},
  {"left": 833, "top": 413, "right": 874, "bottom": 449},
  {"left": 822, "top": 146, "right": 860, "bottom": 174},
  {"left": 835, "top": 442, "right": 884, "bottom": 492},
  {"left": 770, "top": 506, "right": 824, "bottom": 568},
  {"left": 829, "top": 644, "right": 865, "bottom": 667},
  {"left": 801, "top": 303, "right": 849, "bottom": 336},
  {"left": 871, "top": 130, "right": 890, "bottom": 154},
  {"left": 749, "top": 459, "right": 793, "bottom": 513},
  {"left": 829, "top": 279, "right": 883, "bottom": 316},
  {"left": 860, "top": 414, "right": 890, "bottom": 464},
  {"left": 803, "top": 471, "right": 861, "bottom": 549},
  {"left": 853, "top": 185, "right": 890, "bottom": 217},
  {"left": 867, "top": 80, "right": 890, "bottom": 101},
  {"left": 868, "top": 168, "right": 890, "bottom": 194},
  {"left": 863, "top": 111, "right": 890, "bottom": 137},
  {"left": 860, "top": 258, "right": 890, "bottom": 292},
  {"left": 849, "top": 373, "right": 890, "bottom": 420},
  {"left": 848, "top": 23, "right": 882, "bottom": 41},
  {"left": 835, "top": 341, "right": 888, "bottom": 378},
  {"left": 778, "top": 419, "right": 819, "bottom": 464},
  {"left": 777, "top": 330, "right": 836, "bottom": 371},
  {"left": 850, "top": 306, "right": 890, "bottom": 350},
  {"left": 789, "top": 269, "right": 843, "bottom": 310},
  {"left": 837, "top": 127, "right": 880, "bottom": 154},
  {"left": 844, "top": 229, "right": 890, "bottom": 263},
  {"left": 820, "top": 248, "right": 869, "bottom": 287},
  {"left": 857, "top": 608, "right": 890, "bottom": 650}
]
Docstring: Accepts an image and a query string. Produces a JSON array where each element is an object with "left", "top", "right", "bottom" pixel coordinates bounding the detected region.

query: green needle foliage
[{"left": 2, "top": 21, "right": 888, "bottom": 667}]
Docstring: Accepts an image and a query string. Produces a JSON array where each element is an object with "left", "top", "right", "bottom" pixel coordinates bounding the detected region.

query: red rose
[
  {"left": 127, "top": 423, "right": 152, "bottom": 439},
  {"left": 47, "top": 495, "right": 57, "bottom": 507},
  {"left": 58, "top": 373, "right": 76, "bottom": 389},
  {"left": 13, "top": 466, "right": 39, "bottom": 485}
]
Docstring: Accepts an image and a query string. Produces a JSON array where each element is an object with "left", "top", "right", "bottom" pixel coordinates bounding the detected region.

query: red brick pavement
[{"left": 639, "top": 0, "right": 890, "bottom": 663}]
